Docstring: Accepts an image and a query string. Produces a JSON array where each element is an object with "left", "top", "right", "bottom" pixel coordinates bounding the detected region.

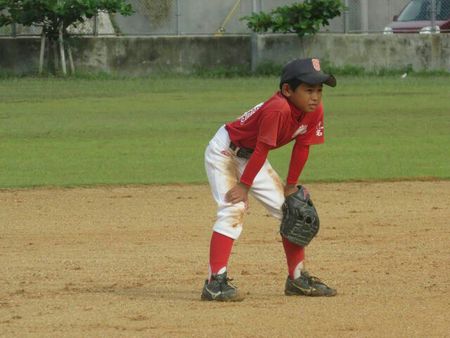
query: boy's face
[{"left": 282, "top": 83, "right": 323, "bottom": 113}]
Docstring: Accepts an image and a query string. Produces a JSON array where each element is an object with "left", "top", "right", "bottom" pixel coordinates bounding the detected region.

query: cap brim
[{"left": 298, "top": 73, "right": 337, "bottom": 87}]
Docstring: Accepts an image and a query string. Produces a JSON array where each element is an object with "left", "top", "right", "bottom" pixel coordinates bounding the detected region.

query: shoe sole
[
  {"left": 201, "top": 292, "right": 245, "bottom": 302},
  {"left": 285, "top": 289, "right": 337, "bottom": 297}
]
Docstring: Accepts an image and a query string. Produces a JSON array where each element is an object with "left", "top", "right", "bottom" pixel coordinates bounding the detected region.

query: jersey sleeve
[
  {"left": 286, "top": 143, "right": 310, "bottom": 185},
  {"left": 295, "top": 105, "right": 324, "bottom": 145},
  {"left": 239, "top": 141, "right": 270, "bottom": 187}
]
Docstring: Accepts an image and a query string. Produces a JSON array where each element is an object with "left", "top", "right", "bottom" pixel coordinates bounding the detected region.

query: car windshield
[{"left": 397, "top": 0, "right": 450, "bottom": 21}]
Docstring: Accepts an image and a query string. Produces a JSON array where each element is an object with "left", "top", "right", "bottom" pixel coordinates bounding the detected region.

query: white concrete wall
[
  {"left": 1, "top": 34, "right": 449, "bottom": 75},
  {"left": 255, "top": 33, "right": 450, "bottom": 71}
]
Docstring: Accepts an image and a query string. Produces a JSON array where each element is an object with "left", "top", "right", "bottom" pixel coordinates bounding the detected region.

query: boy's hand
[
  {"left": 284, "top": 184, "right": 298, "bottom": 197},
  {"left": 225, "top": 183, "right": 249, "bottom": 204}
]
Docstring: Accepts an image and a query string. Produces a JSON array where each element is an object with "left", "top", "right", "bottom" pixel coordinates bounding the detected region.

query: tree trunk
[
  {"left": 39, "top": 32, "right": 46, "bottom": 75},
  {"left": 58, "top": 25, "right": 67, "bottom": 75}
]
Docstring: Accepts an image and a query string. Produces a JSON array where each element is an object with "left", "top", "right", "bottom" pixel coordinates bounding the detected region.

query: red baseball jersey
[{"left": 226, "top": 91, "right": 324, "bottom": 150}]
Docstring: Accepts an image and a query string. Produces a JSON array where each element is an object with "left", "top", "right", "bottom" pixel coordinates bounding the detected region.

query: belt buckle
[
  {"left": 231, "top": 146, "right": 240, "bottom": 156},
  {"left": 229, "top": 142, "right": 240, "bottom": 156}
]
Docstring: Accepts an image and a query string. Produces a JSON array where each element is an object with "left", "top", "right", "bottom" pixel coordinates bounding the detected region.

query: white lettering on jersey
[
  {"left": 292, "top": 124, "right": 308, "bottom": 138},
  {"left": 239, "top": 102, "right": 264, "bottom": 125},
  {"left": 316, "top": 121, "right": 324, "bottom": 137}
]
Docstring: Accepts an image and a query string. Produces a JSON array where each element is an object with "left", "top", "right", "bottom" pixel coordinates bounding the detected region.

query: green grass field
[{"left": 0, "top": 75, "right": 449, "bottom": 188}]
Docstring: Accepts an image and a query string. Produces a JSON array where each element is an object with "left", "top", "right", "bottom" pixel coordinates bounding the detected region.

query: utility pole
[
  {"left": 343, "top": 0, "right": 349, "bottom": 33},
  {"left": 251, "top": 0, "right": 261, "bottom": 72},
  {"left": 431, "top": 0, "right": 437, "bottom": 32},
  {"left": 361, "top": 0, "right": 369, "bottom": 33},
  {"left": 176, "top": 0, "right": 181, "bottom": 35}
]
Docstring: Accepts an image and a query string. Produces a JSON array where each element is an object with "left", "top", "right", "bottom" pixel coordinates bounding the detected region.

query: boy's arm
[
  {"left": 284, "top": 143, "right": 310, "bottom": 196},
  {"left": 239, "top": 141, "right": 270, "bottom": 186},
  {"left": 225, "top": 141, "right": 270, "bottom": 204}
]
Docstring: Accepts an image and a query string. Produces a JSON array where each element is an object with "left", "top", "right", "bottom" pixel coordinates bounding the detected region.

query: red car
[{"left": 384, "top": 0, "right": 450, "bottom": 33}]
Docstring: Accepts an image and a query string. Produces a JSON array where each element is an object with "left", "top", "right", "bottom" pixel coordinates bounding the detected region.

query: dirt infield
[{"left": 1, "top": 181, "right": 449, "bottom": 337}]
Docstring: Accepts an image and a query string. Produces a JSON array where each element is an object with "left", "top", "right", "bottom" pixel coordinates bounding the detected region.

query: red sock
[
  {"left": 282, "top": 236, "right": 305, "bottom": 280},
  {"left": 209, "top": 231, "right": 234, "bottom": 276}
]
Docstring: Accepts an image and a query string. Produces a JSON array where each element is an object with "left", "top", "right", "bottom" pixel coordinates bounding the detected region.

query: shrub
[{"left": 242, "top": 0, "right": 345, "bottom": 37}]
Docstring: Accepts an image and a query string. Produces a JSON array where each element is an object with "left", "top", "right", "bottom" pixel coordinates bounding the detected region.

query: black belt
[{"left": 229, "top": 142, "right": 254, "bottom": 159}]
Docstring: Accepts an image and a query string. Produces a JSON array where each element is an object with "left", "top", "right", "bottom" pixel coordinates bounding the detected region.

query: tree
[
  {"left": 242, "top": 0, "right": 345, "bottom": 37},
  {"left": 0, "top": 0, "right": 133, "bottom": 75}
]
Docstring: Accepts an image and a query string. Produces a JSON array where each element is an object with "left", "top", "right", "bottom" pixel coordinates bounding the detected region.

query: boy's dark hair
[{"left": 279, "top": 78, "right": 303, "bottom": 91}]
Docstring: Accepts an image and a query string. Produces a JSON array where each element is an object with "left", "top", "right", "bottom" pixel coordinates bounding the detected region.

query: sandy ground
[{"left": 1, "top": 181, "right": 449, "bottom": 337}]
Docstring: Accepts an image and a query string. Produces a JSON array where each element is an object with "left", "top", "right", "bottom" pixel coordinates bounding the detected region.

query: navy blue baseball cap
[{"left": 280, "top": 58, "right": 336, "bottom": 87}]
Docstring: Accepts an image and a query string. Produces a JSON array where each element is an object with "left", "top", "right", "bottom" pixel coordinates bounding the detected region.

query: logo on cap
[{"left": 312, "top": 59, "right": 321, "bottom": 72}]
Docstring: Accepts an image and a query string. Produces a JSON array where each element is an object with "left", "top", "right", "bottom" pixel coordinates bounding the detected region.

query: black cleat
[
  {"left": 285, "top": 271, "right": 337, "bottom": 297},
  {"left": 201, "top": 272, "right": 244, "bottom": 302}
]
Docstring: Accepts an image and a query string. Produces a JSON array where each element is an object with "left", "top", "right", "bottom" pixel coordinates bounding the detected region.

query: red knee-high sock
[
  {"left": 209, "top": 231, "right": 234, "bottom": 277},
  {"left": 282, "top": 236, "right": 305, "bottom": 280}
]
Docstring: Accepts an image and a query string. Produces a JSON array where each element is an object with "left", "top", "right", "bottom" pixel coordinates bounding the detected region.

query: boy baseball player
[{"left": 202, "top": 58, "right": 337, "bottom": 301}]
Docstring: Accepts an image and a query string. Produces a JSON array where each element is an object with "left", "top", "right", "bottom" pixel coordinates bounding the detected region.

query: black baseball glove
[{"left": 280, "top": 185, "right": 320, "bottom": 247}]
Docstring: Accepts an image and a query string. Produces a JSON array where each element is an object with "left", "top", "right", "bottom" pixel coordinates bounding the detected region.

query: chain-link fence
[{"left": 1, "top": 0, "right": 449, "bottom": 36}]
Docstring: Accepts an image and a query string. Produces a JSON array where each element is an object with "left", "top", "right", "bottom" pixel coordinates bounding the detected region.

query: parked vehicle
[{"left": 384, "top": 0, "right": 450, "bottom": 33}]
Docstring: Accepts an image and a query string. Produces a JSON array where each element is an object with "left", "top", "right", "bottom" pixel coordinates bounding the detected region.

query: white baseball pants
[{"left": 204, "top": 125, "right": 285, "bottom": 239}]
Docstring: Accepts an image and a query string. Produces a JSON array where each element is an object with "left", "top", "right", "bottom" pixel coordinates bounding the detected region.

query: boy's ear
[{"left": 281, "top": 83, "right": 291, "bottom": 97}]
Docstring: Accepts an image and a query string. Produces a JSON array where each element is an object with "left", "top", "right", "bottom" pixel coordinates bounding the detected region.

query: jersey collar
[{"left": 277, "top": 91, "right": 306, "bottom": 121}]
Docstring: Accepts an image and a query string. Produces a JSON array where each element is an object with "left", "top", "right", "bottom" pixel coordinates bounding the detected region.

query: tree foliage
[
  {"left": 0, "top": 0, "right": 133, "bottom": 40},
  {"left": 242, "top": 0, "right": 345, "bottom": 37}
]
